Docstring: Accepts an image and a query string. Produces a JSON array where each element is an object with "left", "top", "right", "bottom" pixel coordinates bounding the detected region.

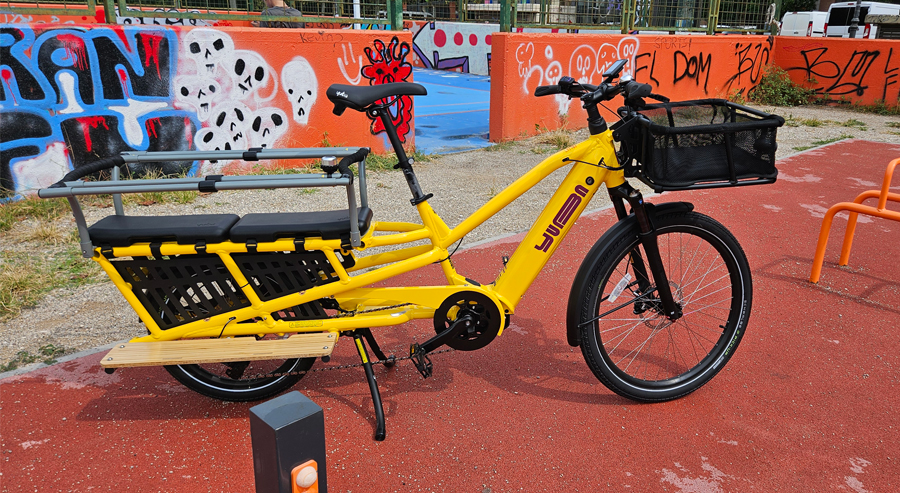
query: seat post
[{"left": 373, "top": 107, "right": 432, "bottom": 205}]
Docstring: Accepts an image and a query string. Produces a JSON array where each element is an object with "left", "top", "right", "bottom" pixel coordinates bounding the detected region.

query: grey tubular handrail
[{"left": 38, "top": 147, "right": 371, "bottom": 257}]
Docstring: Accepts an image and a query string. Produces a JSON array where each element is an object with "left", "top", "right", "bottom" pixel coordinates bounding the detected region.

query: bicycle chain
[
  {"left": 253, "top": 346, "right": 456, "bottom": 380},
  {"left": 243, "top": 302, "right": 454, "bottom": 380}
]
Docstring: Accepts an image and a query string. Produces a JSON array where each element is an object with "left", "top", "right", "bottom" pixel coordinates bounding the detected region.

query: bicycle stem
[{"left": 608, "top": 182, "right": 684, "bottom": 321}]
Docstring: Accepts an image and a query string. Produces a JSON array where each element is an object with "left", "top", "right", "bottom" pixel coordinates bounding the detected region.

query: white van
[
  {"left": 780, "top": 11, "right": 828, "bottom": 36},
  {"left": 825, "top": 1, "right": 900, "bottom": 38}
]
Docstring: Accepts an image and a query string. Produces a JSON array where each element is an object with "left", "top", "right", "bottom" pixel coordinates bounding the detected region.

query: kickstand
[
  {"left": 359, "top": 327, "right": 396, "bottom": 367},
  {"left": 353, "top": 331, "right": 386, "bottom": 441}
]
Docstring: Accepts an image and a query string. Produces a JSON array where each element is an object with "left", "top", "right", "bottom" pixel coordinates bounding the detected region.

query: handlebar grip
[
  {"left": 534, "top": 85, "right": 561, "bottom": 97},
  {"left": 337, "top": 147, "right": 370, "bottom": 182},
  {"left": 50, "top": 155, "right": 126, "bottom": 188},
  {"left": 649, "top": 93, "right": 670, "bottom": 103},
  {"left": 623, "top": 81, "right": 653, "bottom": 99}
]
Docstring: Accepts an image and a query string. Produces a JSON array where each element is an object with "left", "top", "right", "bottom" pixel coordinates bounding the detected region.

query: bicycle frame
[{"left": 91, "top": 130, "right": 624, "bottom": 344}]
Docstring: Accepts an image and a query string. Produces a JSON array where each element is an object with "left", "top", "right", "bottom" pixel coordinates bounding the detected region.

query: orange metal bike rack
[{"left": 810, "top": 157, "right": 900, "bottom": 283}]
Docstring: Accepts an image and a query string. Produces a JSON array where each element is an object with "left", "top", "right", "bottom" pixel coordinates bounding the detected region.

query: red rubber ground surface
[{"left": 3, "top": 139, "right": 899, "bottom": 492}]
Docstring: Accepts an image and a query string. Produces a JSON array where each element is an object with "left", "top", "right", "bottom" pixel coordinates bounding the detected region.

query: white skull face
[
  {"left": 209, "top": 102, "right": 251, "bottom": 149},
  {"left": 248, "top": 108, "right": 288, "bottom": 149},
  {"left": 183, "top": 29, "right": 234, "bottom": 75},
  {"left": 281, "top": 57, "right": 317, "bottom": 124},
  {"left": 232, "top": 50, "right": 272, "bottom": 99},
  {"left": 194, "top": 128, "right": 235, "bottom": 173},
  {"left": 174, "top": 76, "right": 221, "bottom": 121},
  {"left": 569, "top": 46, "right": 596, "bottom": 85}
]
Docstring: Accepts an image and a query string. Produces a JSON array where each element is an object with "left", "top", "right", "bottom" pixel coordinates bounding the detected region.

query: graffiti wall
[
  {"left": 0, "top": 24, "right": 415, "bottom": 195},
  {"left": 773, "top": 37, "right": 900, "bottom": 106},
  {"left": 489, "top": 33, "right": 774, "bottom": 141},
  {"left": 410, "top": 22, "right": 575, "bottom": 76}
]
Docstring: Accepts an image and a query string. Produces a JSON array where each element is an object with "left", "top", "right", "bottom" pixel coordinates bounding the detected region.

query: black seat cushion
[
  {"left": 229, "top": 207, "right": 373, "bottom": 243},
  {"left": 327, "top": 83, "right": 426, "bottom": 113},
  {"left": 88, "top": 214, "right": 240, "bottom": 247}
]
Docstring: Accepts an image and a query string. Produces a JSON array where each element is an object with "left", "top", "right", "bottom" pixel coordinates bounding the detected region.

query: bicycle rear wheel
[
  {"left": 574, "top": 211, "right": 751, "bottom": 402},
  {"left": 164, "top": 344, "right": 315, "bottom": 402}
]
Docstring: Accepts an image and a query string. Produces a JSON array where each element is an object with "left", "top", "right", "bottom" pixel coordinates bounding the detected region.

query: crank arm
[{"left": 417, "top": 313, "right": 474, "bottom": 354}]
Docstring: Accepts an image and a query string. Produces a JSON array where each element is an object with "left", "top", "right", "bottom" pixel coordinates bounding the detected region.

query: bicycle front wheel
[{"left": 575, "top": 211, "right": 752, "bottom": 402}]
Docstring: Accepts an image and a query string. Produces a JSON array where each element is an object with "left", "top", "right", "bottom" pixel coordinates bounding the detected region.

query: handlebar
[{"left": 533, "top": 61, "right": 669, "bottom": 111}]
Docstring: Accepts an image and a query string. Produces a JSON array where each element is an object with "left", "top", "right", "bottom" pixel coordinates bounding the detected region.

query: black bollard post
[{"left": 249, "top": 391, "right": 327, "bottom": 493}]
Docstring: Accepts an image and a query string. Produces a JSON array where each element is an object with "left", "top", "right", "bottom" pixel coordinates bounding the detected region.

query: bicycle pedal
[{"left": 409, "top": 344, "right": 433, "bottom": 379}]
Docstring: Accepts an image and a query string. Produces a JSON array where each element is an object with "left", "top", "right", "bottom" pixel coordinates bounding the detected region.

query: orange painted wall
[
  {"left": 772, "top": 37, "right": 900, "bottom": 105},
  {"left": 1, "top": 23, "right": 415, "bottom": 193},
  {"left": 490, "top": 33, "right": 775, "bottom": 142}
]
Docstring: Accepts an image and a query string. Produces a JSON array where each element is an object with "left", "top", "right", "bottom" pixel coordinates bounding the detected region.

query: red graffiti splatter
[
  {"left": 361, "top": 37, "right": 414, "bottom": 143},
  {"left": 140, "top": 33, "right": 164, "bottom": 79},
  {"left": 117, "top": 68, "right": 129, "bottom": 98},
  {"left": 1, "top": 68, "right": 14, "bottom": 104},
  {"left": 184, "top": 117, "right": 193, "bottom": 149},
  {"left": 146, "top": 118, "right": 160, "bottom": 139},
  {"left": 57, "top": 34, "right": 88, "bottom": 72},
  {"left": 76, "top": 116, "right": 109, "bottom": 153}
]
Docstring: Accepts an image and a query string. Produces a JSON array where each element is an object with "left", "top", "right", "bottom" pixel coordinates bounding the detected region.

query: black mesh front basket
[{"left": 617, "top": 99, "right": 784, "bottom": 192}]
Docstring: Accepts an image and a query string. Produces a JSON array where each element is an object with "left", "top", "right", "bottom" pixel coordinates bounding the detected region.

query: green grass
[
  {"left": 849, "top": 99, "right": 900, "bottom": 116},
  {"left": 364, "top": 150, "right": 436, "bottom": 171},
  {"left": 0, "top": 194, "right": 71, "bottom": 233},
  {"left": 0, "top": 246, "right": 106, "bottom": 322},
  {"left": 885, "top": 122, "right": 900, "bottom": 129},
  {"left": 485, "top": 141, "right": 515, "bottom": 152},
  {"left": 793, "top": 134, "right": 855, "bottom": 151},
  {"left": 0, "top": 344, "right": 68, "bottom": 372},
  {"left": 748, "top": 66, "right": 817, "bottom": 106},
  {"left": 841, "top": 119, "right": 868, "bottom": 131}
]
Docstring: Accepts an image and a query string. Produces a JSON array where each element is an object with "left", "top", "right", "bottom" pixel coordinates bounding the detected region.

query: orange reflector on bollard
[{"left": 292, "top": 460, "right": 318, "bottom": 493}]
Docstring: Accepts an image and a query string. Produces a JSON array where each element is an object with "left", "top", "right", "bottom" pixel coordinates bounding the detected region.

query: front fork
[{"left": 608, "top": 183, "right": 683, "bottom": 321}]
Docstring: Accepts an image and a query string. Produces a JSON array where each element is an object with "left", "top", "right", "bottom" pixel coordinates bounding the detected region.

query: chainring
[{"left": 433, "top": 291, "right": 503, "bottom": 351}]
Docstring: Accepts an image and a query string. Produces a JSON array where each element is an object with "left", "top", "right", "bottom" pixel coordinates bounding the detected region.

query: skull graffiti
[
  {"left": 248, "top": 108, "right": 288, "bottom": 149},
  {"left": 232, "top": 50, "right": 274, "bottom": 100},
  {"left": 183, "top": 29, "right": 234, "bottom": 75},
  {"left": 281, "top": 56, "right": 317, "bottom": 125},
  {"left": 174, "top": 76, "right": 221, "bottom": 122},
  {"left": 207, "top": 102, "right": 251, "bottom": 149}
]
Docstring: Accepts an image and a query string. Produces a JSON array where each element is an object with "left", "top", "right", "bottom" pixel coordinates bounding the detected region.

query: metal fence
[
  {"left": 1, "top": 0, "right": 772, "bottom": 33},
  {"left": 1, "top": 0, "right": 398, "bottom": 27}
]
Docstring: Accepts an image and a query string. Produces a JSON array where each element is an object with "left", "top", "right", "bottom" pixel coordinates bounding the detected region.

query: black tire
[
  {"left": 164, "top": 345, "right": 316, "bottom": 402},
  {"left": 575, "top": 211, "right": 751, "bottom": 402}
]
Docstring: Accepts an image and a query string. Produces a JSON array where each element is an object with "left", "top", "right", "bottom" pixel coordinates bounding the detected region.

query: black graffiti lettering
[
  {"left": 0, "top": 28, "right": 47, "bottom": 102},
  {"left": 822, "top": 50, "right": 880, "bottom": 96},
  {"left": 0, "top": 146, "right": 40, "bottom": 193},
  {"left": 885, "top": 47, "right": 899, "bottom": 102},
  {"left": 673, "top": 51, "right": 711, "bottom": 92},
  {"left": 60, "top": 115, "right": 195, "bottom": 175},
  {"left": 0, "top": 111, "right": 53, "bottom": 144},
  {"left": 725, "top": 41, "right": 771, "bottom": 89},
  {"left": 36, "top": 31, "right": 96, "bottom": 105},
  {"left": 92, "top": 32, "right": 171, "bottom": 100},
  {"left": 298, "top": 32, "right": 344, "bottom": 43},
  {"left": 634, "top": 51, "right": 659, "bottom": 86}
]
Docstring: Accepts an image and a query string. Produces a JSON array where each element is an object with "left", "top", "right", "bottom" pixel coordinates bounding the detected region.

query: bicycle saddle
[{"left": 327, "top": 82, "right": 427, "bottom": 115}]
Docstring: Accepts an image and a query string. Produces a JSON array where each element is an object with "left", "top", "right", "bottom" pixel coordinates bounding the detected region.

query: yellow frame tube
[{"left": 105, "top": 130, "right": 624, "bottom": 343}]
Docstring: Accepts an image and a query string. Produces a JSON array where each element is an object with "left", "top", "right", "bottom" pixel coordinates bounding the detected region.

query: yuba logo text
[
  {"left": 534, "top": 184, "right": 589, "bottom": 252},
  {"left": 336, "top": 91, "right": 348, "bottom": 98}
]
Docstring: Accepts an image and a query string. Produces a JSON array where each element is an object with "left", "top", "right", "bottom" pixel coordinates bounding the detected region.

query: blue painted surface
[{"left": 412, "top": 68, "right": 492, "bottom": 155}]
